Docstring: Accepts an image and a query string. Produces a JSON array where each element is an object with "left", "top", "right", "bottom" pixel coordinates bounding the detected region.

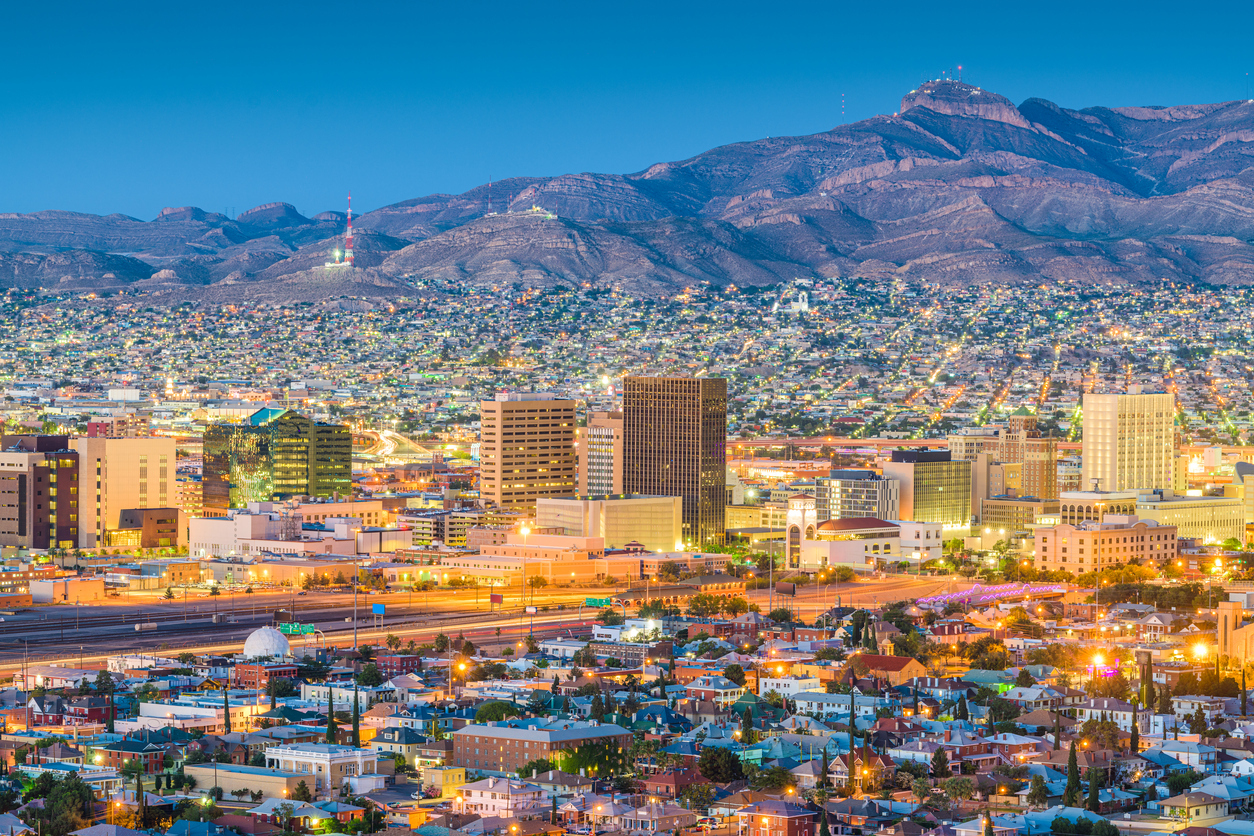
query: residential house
[
  {"left": 1158, "top": 792, "right": 1229, "bottom": 825},
  {"left": 686, "top": 675, "right": 745, "bottom": 709},
  {"left": 850, "top": 656, "right": 927, "bottom": 687},
  {"left": 1073, "top": 698, "right": 1144, "bottom": 733},
  {"left": 736, "top": 800, "right": 817, "bottom": 836},
  {"left": 450, "top": 776, "right": 545, "bottom": 817}
]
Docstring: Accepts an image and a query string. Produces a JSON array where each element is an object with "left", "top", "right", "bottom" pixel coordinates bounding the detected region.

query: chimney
[{"left": 944, "top": 730, "right": 951, "bottom": 742}]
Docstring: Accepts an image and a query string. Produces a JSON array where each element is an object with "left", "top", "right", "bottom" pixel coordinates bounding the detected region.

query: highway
[{"left": 0, "top": 574, "right": 966, "bottom": 679}]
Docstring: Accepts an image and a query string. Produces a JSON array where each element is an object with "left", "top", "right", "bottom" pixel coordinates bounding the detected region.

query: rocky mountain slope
[{"left": 7, "top": 80, "right": 1254, "bottom": 298}]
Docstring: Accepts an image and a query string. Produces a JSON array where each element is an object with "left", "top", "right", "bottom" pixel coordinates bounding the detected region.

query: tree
[
  {"left": 434, "top": 633, "right": 450, "bottom": 652},
  {"left": 292, "top": 780, "right": 313, "bottom": 802},
  {"left": 1015, "top": 668, "right": 1036, "bottom": 688},
  {"left": 944, "top": 776, "right": 975, "bottom": 803},
  {"left": 1165, "top": 770, "right": 1202, "bottom": 796},
  {"left": 931, "top": 747, "right": 950, "bottom": 779},
  {"left": 357, "top": 663, "right": 384, "bottom": 687},
  {"left": 1027, "top": 774, "right": 1048, "bottom": 808},
  {"left": 326, "top": 695, "right": 338, "bottom": 743},
  {"left": 223, "top": 688, "right": 232, "bottom": 734},
  {"left": 1130, "top": 713, "right": 1139, "bottom": 753},
  {"left": 1157, "top": 682, "right": 1173, "bottom": 715},
  {"left": 983, "top": 817, "right": 994, "bottom": 836},
  {"left": 687, "top": 594, "right": 723, "bottom": 618},
  {"left": 1062, "top": 741, "right": 1081, "bottom": 807},
  {"left": 911, "top": 778, "right": 932, "bottom": 804},
  {"left": 475, "top": 701, "right": 522, "bottom": 722},
  {"left": 517, "top": 758, "right": 556, "bottom": 778},
  {"left": 385, "top": 634, "right": 401, "bottom": 652},
  {"left": 698, "top": 746, "right": 745, "bottom": 783},
  {"left": 351, "top": 687, "right": 360, "bottom": 748},
  {"left": 1086, "top": 767, "right": 1103, "bottom": 813},
  {"left": 955, "top": 697, "right": 969, "bottom": 721},
  {"left": 723, "top": 597, "right": 749, "bottom": 616},
  {"left": 723, "top": 664, "right": 746, "bottom": 687},
  {"left": 679, "top": 782, "right": 716, "bottom": 813}
]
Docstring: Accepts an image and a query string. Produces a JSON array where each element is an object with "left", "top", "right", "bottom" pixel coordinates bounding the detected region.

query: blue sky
[{"left": 5, "top": 0, "right": 1253, "bottom": 219}]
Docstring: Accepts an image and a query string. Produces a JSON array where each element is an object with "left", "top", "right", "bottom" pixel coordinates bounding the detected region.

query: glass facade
[
  {"left": 623, "top": 377, "right": 727, "bottom": 547},
  {"left": 203, "top": 410, "right": 351, "bottom": 515}
]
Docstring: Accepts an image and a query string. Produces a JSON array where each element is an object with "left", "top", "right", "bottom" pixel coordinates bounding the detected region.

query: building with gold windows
[{"left": 202, "top": 409, "right": 350, "bottom": 516}]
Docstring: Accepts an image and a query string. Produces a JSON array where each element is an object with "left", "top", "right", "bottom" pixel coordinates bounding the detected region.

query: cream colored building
[
  {"left": 438, "top": 532, "right": 606, "bottom": 586},
  {"left": 263, "top": 743, "right": 387, "bottom": 795},
  {"left": 535, "top": 494, "right": 681, "bottom": 553},
  {"left": 73, "top": 436, "right": 177, "bottom": 549},
  {"left": 579, "top": 411, "right": 623, "bottom": 495},
  {"left": 1034, "top": 514, "right": 1177, "bottom": 574},
  {"left": 1080, "top": 390, "right": 1176, "bottom": 492},
  {"left": 1135, "top": 491, "right": 1244, "bottom": 545},
  {"left": 479, "top": 393, "right": 577, "bottom": 509}
]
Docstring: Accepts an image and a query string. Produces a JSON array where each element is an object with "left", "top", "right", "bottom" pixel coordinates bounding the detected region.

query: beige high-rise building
[
  {"left": 478, "top": 393, "right": 577, "bottom": 509},
  {"left": 1080, "top": 390, "right": 1175, "bottom": 492},
  {"left": 72, "top": 436, "right": 177, "bottom": 549},
  {"left": 623, "top": 376, "right": 727, "bottom": 547},
  {"left": 947, "top": 408, "right": 1057, "bottom": 501},
  {"left": 579, "top": 411, "right": 623, "bottom": 495}
]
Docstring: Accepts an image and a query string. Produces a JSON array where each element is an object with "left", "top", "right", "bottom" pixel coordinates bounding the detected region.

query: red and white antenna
[{"left": 345, "top": 192, "right": 355, "bottom": 267}]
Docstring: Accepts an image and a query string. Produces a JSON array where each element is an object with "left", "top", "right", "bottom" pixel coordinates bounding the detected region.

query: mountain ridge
[{"left": 6, "top": 79, "right": 1254, "bottom": 298}]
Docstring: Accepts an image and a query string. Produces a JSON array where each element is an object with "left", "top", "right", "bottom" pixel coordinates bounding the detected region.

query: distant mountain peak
[{"left": 900, "top": 79, "right": 1031, "bottom": 129}]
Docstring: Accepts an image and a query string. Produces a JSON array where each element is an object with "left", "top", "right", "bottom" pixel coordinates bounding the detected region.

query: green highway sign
[
  {"left": 278, "top": 623, "right": 316, "bottom": 635},
  {"left": 585, "top": 597, "right": 611, "bottom": 607}
]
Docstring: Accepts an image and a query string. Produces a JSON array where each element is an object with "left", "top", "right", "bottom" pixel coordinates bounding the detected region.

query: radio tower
[{"left": 345, "top": 192, "right": 355, "bottom": 267}]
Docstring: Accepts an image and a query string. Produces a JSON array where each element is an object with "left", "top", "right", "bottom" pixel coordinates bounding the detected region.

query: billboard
[
  {"left": 525, "top": 606, "right": 537, "bottom": 614},
  {"left": 490, "top": 593, "right": 503, "bottom": 604},
  {"left": 776, "top": 582, "right": 797, "bottom": 597},
  {"left": 372, "top": 603, "right": 386, "bottom": 615}
]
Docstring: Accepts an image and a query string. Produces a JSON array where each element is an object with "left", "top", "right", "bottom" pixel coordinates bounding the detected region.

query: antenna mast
[{"left": 345, "top": 193, "right": 355, "bottom": 267}]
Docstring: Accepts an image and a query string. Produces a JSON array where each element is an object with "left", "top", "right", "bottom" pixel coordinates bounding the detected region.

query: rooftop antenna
[
  {"left": 345, "top": 193, "right": 354, "bottom": 267},
  {"left": 842, "top": 93, "right": 845, "bottom": 121},
  {"left": 488, "top": 177, "right": 492, "bottom": 214},
  {"left": 958, "top": 65, "right": 963, "bottom": 83}
]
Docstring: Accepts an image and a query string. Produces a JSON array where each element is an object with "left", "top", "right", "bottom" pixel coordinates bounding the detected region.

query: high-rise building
[
  {"left": 579, "top": 411, "right": 623, "bottom": 495},
  {"left": 813, "top": 471, "right": 900, "bottom": 521},
  {"left": 86, "top": 415, "right": 151, "bottom": 438},
  {"left": 947, "top": 409, "right": 1057, "bottom": 500},
  {"left": 72, "top": 435, "right": 177, "bottom": 548},
  {"left": 881, "top": 450, "right": 972, "bottom": 532},
  {"left": 623, "top": 376, "right": 727, "bottom": 547},
  {"left": 0, "top": 435, "right": 80, "bottom": 551},
  {"left": 1080, "top": 390, "right": 1175, "bottom": 492},
  {"left": 201, "top": 409, "right": 351, "bottom": 517},
  {"left": 478, "top": 394, "right": 577, "bottom": 509}
]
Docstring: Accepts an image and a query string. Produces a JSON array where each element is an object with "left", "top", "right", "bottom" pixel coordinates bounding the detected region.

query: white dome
[{"left": 243, "top": 626, "right": 291, "bottom": 659}]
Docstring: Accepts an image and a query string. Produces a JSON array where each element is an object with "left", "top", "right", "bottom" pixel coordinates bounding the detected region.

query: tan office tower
[
  {"left": 479, "top": 393, "right": 577, "bottom": 509},
  {"left": 947, "top": 408, "right": 1057, "bottom": 501},
  {"left": 579, "top": 411, "right": 623, "bottom": 495},
  {"left": 72, "top": 436, "right": 177, "bottom": 549},
  {"left": 1080, "top": 390, "right": 1176, "bottom": 492},
  {"left": 623, "top": 376, "right": 727, "bottom": 547}
]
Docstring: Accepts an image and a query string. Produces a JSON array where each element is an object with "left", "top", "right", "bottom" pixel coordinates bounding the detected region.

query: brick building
[
  {"left": 450, "top": 719, "right": 631, "bottom": 774},
  {"left": 233, "top": 662, "right": 298, "bottom": 690}
]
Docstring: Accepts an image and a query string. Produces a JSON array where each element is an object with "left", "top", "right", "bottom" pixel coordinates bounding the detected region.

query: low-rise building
[
  {"left": 450, "top": 718, "right": 631, "bottom": 774},
  {"left": 263, "top": 743, "right": 386, "bottom": 795}
]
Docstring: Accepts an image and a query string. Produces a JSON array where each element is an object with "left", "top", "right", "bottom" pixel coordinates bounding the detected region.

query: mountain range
[{"left": 7, "top": 79, "right": 1254, "bottom": 300}]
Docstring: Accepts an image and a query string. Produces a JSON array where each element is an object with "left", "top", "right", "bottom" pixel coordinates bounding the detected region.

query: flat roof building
[
  {"left": 479, "top": 393, "right": 577, "bottom": 510},
  {"left": 535, "top": 494, "right": 681, "bottom": 554},
  {"left": 624, "top": 377, "right": 727, "bottom": 548}
]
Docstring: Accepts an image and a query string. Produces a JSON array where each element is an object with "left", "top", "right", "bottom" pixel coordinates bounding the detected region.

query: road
[
  {"left": 749, "top": 573, "right": 978, "bottom": 615},
  {"left": 0, "top": 573, "right": 962, "bottom": 679}
]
